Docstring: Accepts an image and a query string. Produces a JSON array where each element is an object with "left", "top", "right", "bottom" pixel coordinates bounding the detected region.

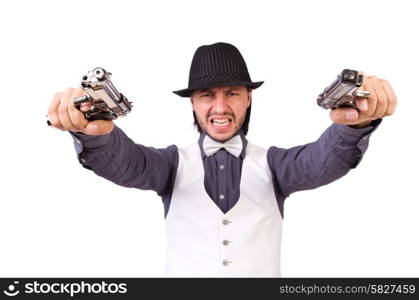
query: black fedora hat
[{"left": 173, "top": 42, "right": 264, "bottom": 97}]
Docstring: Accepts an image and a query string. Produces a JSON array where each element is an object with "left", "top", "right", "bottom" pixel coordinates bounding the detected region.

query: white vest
[{"left": 165, "top": 142, "right": 283, "bottom": 277}]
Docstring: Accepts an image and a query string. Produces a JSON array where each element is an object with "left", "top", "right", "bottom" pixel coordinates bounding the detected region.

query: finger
[
  {"left": 80, "top": 120, "right": 114, "bottom": 136},
  {"left": 369, "top": 76, "right": 388, "bottom": 118},
  {"left": 80, "top": 102, "right": 93, "bottom": 112},
  {"left": 68, "top": 88, "right": 89, "bottom": 129},
  {"left": 381, "top": 79, "right": 398, "bottom": 116},
  {"left": 58, "top": 88, "right": 78, "bottom": 131},
  {"left": 355, "top": 98, "right": 368, "bottom": 113},
  {"left": 330, "top": 107, "right": 360, "bottom": 125},
  {"left": 47, "top": 92, "right": 65, "bottom": 130},
  {"left": 362, "top": 76, "right": 378, "bottom": 117},
  {"left": 355, "top": 71, "right": 369, "bottom": 113}
]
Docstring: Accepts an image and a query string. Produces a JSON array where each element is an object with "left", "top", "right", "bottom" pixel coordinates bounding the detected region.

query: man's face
[{"left": 191, "top": 85, "right": 252, "bottom": 142}]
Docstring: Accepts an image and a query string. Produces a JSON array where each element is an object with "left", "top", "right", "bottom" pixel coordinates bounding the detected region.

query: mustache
[{"left": 207, "top": 112, "right": 236, "bottom": 122}]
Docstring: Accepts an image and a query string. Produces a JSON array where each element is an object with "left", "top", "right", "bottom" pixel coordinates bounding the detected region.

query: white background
[{"left": 0, "top": 0, "right": 418, "bottom": 277}]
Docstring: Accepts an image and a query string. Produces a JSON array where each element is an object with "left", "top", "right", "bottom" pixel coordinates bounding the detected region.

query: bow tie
[{"left": 202, "top": 134, "right": 243, "bottom": 157}]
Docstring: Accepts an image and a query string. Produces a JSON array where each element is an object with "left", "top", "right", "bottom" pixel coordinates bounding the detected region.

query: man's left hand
[{"left": 330, "top": 73, "right": 398, "bottom": 128}]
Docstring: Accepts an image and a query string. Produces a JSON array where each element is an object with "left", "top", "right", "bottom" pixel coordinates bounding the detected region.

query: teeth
[{"left": 213, "top": 119, "right": 229, "bottom": 126}]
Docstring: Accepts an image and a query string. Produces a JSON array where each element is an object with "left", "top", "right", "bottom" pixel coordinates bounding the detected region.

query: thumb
[
  {"left": 82, "top": 120, "right": 114, "bottom": 135},
  {"left": 329, "top": 107, "right": 360, "bottom": 125}
]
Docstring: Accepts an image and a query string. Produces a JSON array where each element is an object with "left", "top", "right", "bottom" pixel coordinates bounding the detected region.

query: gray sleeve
[
  {"left": 69, "top": 126, "right": 178, "bottom": 196},
  {"left": 267, "top": 118, "right": 382, "bottom": 197}
]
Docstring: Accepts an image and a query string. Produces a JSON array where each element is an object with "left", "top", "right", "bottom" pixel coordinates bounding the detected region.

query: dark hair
[{"left": 192, "top": 86, "right": 252, "bottom": 135}]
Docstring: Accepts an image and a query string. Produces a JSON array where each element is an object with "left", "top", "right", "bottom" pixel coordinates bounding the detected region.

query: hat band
[{"left": 189, "top": 71, "right": 251, "bottom": 86}]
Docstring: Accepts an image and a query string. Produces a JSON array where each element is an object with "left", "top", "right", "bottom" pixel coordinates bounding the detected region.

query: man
[{"left": 47, "top": 42, "right": 397, "bottom": 277}]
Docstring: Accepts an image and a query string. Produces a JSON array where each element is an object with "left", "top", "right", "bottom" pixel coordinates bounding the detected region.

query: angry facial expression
[{"left": 191, "top": 85, "right": 252, "bottom": 142}]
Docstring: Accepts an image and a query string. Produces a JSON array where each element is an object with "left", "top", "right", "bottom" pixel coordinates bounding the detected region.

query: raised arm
[
  {"left": 268, "top": 72, "right": 397, "bottom": 198},
  {"left": 268, "top": 120, "right": 381, "bottom": 197},
  {"left": 47, "top": 87, "right": 178, "bottom": 196},
  {"left": 70, "top": 127, "right": 178, "bottom": 195}
]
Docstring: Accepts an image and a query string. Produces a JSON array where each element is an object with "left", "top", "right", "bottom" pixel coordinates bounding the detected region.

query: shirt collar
[{"left": 198, "top": 130, "right": 247, "bottom": 159}]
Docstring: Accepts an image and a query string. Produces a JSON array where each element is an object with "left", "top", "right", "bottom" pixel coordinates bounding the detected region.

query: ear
[
  {"left": 247, "top": 89, "right": 252, "bottom": 107},
  {"left": 190, "top": 96, "right": 195, "bottom": 111}
]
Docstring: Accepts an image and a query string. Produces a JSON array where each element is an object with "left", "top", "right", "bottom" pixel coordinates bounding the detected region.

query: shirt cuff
[
  {"left": 335, "top": 118, "right": 382, "bottom": 145},
  {"left": 336, "top": 118, "right": 382, "bottom": 169},
  {"left": 69, "top": 131, "right": 112, "bottom": 154},
  {"left": 69, "top": 131, "right": 112, "bottom": 169}
]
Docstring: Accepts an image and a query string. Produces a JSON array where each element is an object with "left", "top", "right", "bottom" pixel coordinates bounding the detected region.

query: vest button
[
  {"left": 222, "top": 219, "right": 230, "bottom": 225},
  {"left": 219, "top": 194, "right": 225, "bottom": 200},
  {"left": 222, "top": 259, "right": 232, "bottom": 266},
  {"left": 222, "top": 240, "right": 230, "bottom": 246},
  {"left": 219, "top": 164, "right": 225, "bottom": 170}
]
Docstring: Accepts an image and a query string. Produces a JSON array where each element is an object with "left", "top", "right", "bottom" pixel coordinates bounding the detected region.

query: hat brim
[{"left": 172, "top": 81, "right": 264, "bottom": 98}]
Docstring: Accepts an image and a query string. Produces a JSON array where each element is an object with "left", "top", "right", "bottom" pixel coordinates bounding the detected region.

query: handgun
[
  {"left": 317, "top": 69, "right": 370, "bottom": 111},
  {"left": 47, "top": 67, "right": 132, "bottom": 125}
]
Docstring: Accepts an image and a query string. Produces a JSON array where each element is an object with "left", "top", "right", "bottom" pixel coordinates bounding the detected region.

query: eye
[
  {"left": 230, "top": 92, "right": 239, "bottom": 96},
  {"left": 200, "top": 93, "right": 210, "bottom": 98}
]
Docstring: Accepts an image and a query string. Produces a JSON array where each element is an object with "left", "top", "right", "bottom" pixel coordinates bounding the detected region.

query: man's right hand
[{"left": 47, "top": 87, "right": 114, "bottom": 135}]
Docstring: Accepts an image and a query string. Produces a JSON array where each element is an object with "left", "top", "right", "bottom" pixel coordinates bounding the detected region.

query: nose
[{"left": 212, "top": 91, "right": 230, "bottom": 113}]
